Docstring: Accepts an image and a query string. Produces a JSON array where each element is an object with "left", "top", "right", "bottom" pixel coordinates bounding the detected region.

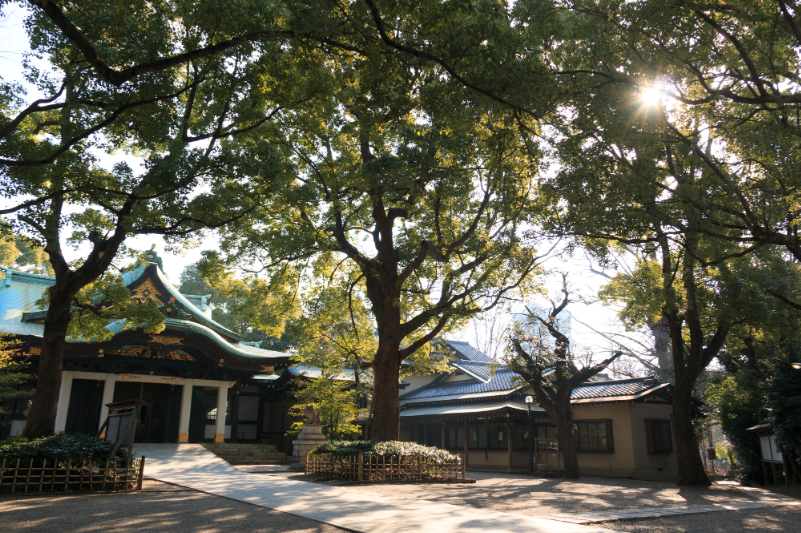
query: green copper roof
[
  {"left": 126, "top": 262, "right": 243, "bottom": 342},
  {"left": 0, "top": 267, "right": 55, "bottom": 287},
  {"left": 163, "top": 318, "right": 290, "bottom": 364}
]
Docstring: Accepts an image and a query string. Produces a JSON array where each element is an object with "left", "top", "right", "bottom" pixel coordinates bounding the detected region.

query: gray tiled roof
[
  {"left": 399, "top": 367, "right": 520, "bottom": 400},
  {"left": 452, "top": 360, "right": 496, "bottom": 382},
  {"left": 444, "top": 340, "right": 492, "bottom": 362},
  {"left": 571, "top": 378, "right": 659, "bottom": 399},
  {"left": 401, "top": 359, "right": 663, "bottom": 404}
]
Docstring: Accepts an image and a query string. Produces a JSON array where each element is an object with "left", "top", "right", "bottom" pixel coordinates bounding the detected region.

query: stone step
[
  {"left": 201, "top": 443, "right": 290, "bottom": 466},
  {"left": 214, "top": 455, "right": 288, "bottom": 461},
  {"left": 203, "top": 442, "right": 276, "bottom": 448},
  {"left": 223, "top": 458, "right": 290, "bottom": 466},
  {"left": 203, "top": 446, "right": 280, "bottom": 452}
]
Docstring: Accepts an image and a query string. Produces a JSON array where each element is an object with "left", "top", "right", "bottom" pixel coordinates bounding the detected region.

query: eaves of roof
[
  {"left": 400, "top": 387, "right": 521, "bottom": 405},
  {"left": 0, "top": 267, "right": 55, "bottom": 287},
  {"left": 400, "top": 399, "right": 546, "bottom": 418},
  {"left": 161, "top": 318, "right": 289, "bottom": 364},
  {"left": 570, "top": 383, "right": 672, "bottom": 404}
]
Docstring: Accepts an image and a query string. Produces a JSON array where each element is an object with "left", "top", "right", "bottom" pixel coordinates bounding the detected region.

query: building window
[
  {"left": 467, "top": 425, "right": 507, "bottom": 450},
  {"left": 447, "top": 427, "right": 465, "bottom": 449},
  {"left": 573, "top": 420, "right": 614, "bottom": 453},
  {"left": 645, "top": 419, "right": 673, "bottom": 454}
]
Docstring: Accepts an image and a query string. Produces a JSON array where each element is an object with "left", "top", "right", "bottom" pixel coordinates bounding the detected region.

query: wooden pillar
[
  {"left": 54, "top": 371, "right": 74, "bottom": 433},
  {"left": 441, "top": 424, "right": 446, "bottom": 450},
  {"left": 98, "top": 374, "right": 116, "bottom": 434},
  {"left": 463, "top": 417, "right": 469, "bottom": 468},
  {"left": 230, "top": 385, "right": 240, "bottom": 442},
  {"left": 177, "top": 378, "right": 193, "bottom": 443},
  {"left": 256, "top": 385, "right": 265, "bottom": 442},
  {"left": 214, "top": 382, "right": 228, "bottom": 443},
  {"left": 423, "top": 422, "right": 428, "bottom": 445},
  {"left": 507, "top": 417, "right": 514, "bottom": 470}
]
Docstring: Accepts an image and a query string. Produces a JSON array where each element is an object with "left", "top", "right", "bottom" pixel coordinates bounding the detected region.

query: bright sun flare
[{"left": 641, "top": 86, "right": 662, "bottom": 106}]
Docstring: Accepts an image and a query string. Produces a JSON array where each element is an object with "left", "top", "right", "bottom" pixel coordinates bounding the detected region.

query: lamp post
[
  {"left": 525, "top": 395, "right": 534, "bottom": 475},
  {"left": 792, "top": 363, "right": 801, "bottom": 370}
]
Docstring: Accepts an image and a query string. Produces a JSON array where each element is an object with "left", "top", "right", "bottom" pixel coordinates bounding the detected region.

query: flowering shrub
[
  {"left": 310, "top": 440, "right": 458, "bottom": 465},
  {"left": 0, "top": 433, "right": 128, "bottom": 465}
]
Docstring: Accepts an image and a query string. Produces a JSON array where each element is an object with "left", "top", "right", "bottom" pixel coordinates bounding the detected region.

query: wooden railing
[
  {"left": 306, "top": 452, "right": 465, "bottom": 482},
  {"left": 0, "top": 457, "right": 145, "bottom": 494}
]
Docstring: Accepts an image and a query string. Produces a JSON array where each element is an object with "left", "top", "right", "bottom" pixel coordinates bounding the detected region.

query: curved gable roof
[{"left": 124, "top": 262, "right": 242, "bottom": 342}]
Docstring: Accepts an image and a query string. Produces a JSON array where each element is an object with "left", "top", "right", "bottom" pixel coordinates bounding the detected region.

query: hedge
[
  {"left": 0, "top": 433, "right": 129, "bottom": 466},
  {"left": 310, "top": 440, "right": 458, "bottom": 465}
]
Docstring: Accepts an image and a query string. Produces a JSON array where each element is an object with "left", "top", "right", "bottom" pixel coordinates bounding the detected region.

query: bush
[
  {"left": 310, "top": 440, "right": 458, "bottom": 465},
  {"left": 706, "top": 373, "right": 765, "bottom": 482},
  {"left": 0, "top": 433, "right": 128, "bottom": 466}
]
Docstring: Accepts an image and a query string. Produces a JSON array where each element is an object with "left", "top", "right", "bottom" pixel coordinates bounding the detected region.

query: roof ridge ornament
[{"left": 144, "top": 244, "right": 164, "bottom": 272}]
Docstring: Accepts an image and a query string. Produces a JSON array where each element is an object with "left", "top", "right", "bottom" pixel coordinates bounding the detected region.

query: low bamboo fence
[
  {"left": 306, "top": 452, "right": 465, "bottom": 482},
  {"left": 0, "top": 456, "right": 145, "bottom": 494}
]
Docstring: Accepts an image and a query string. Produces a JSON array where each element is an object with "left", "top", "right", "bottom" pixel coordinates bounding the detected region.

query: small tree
[
  {"left": 504, "top": 277, "right": 622, "bottom": 479},
  {"left": 0, "top": 336, "right": 29, "bottom": 426},
  {"left": 288, "top": 377, "right": 362, "bottom": 441}
]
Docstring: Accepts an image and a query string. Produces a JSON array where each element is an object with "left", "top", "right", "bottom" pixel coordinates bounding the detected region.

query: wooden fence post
[
  {"left": 137, "top": 457, "right": 146, "bottom": 490},
  {"left": 461, "top": 453, "right": 466, "bottom": 480},
  {"left": 358, "top": 453, "right": 363, "bottom": 481}
]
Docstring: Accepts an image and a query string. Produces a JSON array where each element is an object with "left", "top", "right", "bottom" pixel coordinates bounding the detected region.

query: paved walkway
[
  {"left": 136, "top": 444, "right": 619, "bottom": 533},
  {"left": 550, "top": 493, "right": 800, "bottom": 524}
]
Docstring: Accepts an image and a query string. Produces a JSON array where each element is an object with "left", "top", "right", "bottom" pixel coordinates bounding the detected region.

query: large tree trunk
[
  {"left": 556, "top": 412, "right": 579, "bottom": 479},
  {"left": 649, "top": 316, "right": 673, "bottom": 382},
  {"left": 22, "top": 288, "right": 73, "bottom": 438},
  {"left": 371, "top": 339, "right": 401, "bottom": 441},
  {"left": 672, "top": 375, "right": 709, "bottom": 486}
]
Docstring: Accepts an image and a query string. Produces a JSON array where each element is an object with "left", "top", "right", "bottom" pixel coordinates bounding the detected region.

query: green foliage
[
  {"left": 288, "top": 377, "right": 362, "bottom": 441},
  {"left": 0, "top": 229, "right": 53, "bottom": 276},
  {"left": 598, "top": 260, "right": 665, "bottom": 330},
  {"left": 706, "top": 374, "right": 765, "bottom": 481},
  {"left": 0, "top": 433, "right": 129, "bottom": 465},
  {"left": 310, "top": 440, "right": 458, "bottom": 465},
  {"left": 33, "top": 256, "right": 166, "bottom": 343},
  {"left": 179, "top": 262, "right": 299, "bottom": 350},
  {"left": 766, "top": 356, "right": 801, "bottom": 466},
  {"left": 0, "top": 336, "right": 29, "bottom": 422}
]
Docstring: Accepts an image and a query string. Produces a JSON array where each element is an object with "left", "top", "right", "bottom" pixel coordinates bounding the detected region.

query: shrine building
[{"left": 0, "top": 252, "right": 294, "bottom": 446}]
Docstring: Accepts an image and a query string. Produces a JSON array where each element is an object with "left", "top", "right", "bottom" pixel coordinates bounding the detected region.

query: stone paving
[
  {"left": 137, "top": 443, "right": 620, "bottom": 533},
  {"left": 550, "top": 492, "right": 800, "bottom": 524}
]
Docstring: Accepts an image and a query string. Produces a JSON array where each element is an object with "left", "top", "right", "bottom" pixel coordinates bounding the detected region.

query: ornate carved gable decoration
[
  {"left": 131, "top": 278, "right": 164, "bottom": 304},
  {"left": 149, "top": 335, "right": 183, "bottom": 345},
  {"left": 111, "top": 345, "right": 196, "bottom": 362}
]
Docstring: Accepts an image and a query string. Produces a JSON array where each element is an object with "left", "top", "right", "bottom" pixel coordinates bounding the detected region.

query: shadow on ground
[
  {"left": 0, "top": 481, "right": 344, "bottom": 533},
  {"left": 267, "top": 470, "right": 799, "bottom": 519},
  {"left": 599, "top": 506, "right": 801, "bottom": 533}
]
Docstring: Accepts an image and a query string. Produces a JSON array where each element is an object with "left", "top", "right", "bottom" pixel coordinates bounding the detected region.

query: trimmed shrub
[
  {"left": 0, "top": 433, "right": 128, "bottom": 465},
  {"left": 310, "top": 440, "right": 458, "bottom": 465}
]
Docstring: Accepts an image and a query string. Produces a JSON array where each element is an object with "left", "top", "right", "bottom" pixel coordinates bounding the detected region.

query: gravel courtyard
[
  {"left": 0, "top": 480, "right": 345, "bottom": 533},
  {"left": 269, "top": 469, "right": 801, "bottom": 532},
  {"left": 300, "top": 470, "right": 797, "bottom": 517},
  {"left": 2, "top": 473, "right": 798, "bottom": 533}
]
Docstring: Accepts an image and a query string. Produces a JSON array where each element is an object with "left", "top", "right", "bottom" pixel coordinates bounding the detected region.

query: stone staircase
[{"left": 200, "top": 443, "right": 290, "bottom": 465}]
